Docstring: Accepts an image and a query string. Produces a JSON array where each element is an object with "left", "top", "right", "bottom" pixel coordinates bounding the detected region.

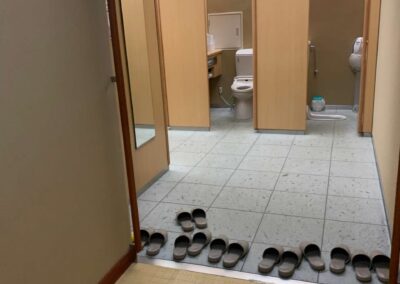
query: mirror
[{"left": 120, "top": 0, "right": 156, "bottom": 148}]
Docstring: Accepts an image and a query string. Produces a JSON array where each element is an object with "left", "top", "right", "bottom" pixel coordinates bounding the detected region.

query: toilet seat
[{"left": 231, "top": 76, "right": 253, "bottom": 93}]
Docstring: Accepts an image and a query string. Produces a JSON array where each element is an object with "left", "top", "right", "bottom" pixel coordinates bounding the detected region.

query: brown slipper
[
  {"left": 300, "top": 241, "right": 325, "bottom": 271},
  {"left": 352, "top": 250, "right": 372, "bottom": 282},
  {"left": 278, "top": 248, "right": 302, "bottom": 278},
  {"left": 192, "top": 208, "right": 207, "bottom": 229},
  {"left": 173, "top": 234, "right": 191, "bottom": 261},
  {"left": 188, "top": 230, "right": 212, "bottom": 256},
  {"left": 176, "top": 211, "right": 194, "bottom": 232},
  {"left": 330, "top": 244, "right": 351, "bottom": 274},
  {"left": 258, "top": 245, "right": 284, "bottom": 274},
  {"left": 140, "top": 228, "right": 155, "bottom": 248},
  {"left": 208, "top": 235, "right": 229, "bottom": 263},
  {"left": 371, "top": 250, "right": 390, "bottom": 283},
  {"left": 223, "top": 241, "right": 249, "bottom": 268},
  {"left": 146, "top": 230, "right": 168, "bottom": 256}
]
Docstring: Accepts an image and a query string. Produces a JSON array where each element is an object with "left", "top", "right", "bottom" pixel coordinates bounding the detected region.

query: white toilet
[{"left": 231, "top": 49, "right": 253, "bottom": 120}]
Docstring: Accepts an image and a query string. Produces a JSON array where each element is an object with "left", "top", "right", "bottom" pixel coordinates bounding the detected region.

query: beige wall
[
  {"left": 208, "top": 0, "right": 252, "bottom": 107},
  {"left": 0, "top": 1, "right": 131, "bottom": 283},
  {"left": 372, "top": 0, "right": 400, "bottom": 231},
  {"left": 308, "top": 0, "right": 364, "bottom": 105}
]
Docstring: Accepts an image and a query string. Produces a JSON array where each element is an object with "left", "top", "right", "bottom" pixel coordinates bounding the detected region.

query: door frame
[
  {"left": 106, "top": 0, "right": 142, "bottom": 252},
  {"left": 389, "top": 151, "right": 400, "bottom": 283}
]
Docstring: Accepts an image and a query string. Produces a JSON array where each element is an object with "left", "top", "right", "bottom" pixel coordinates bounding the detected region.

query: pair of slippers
[
  {"left": 176, "top": 209, "right": 207, "bottom": 232},
  {"left": 330, "top": 245, "right": 390, "bottom": 283},
  {"left": 140, "top": 228, "right": 168, "bottom": 256},
  {"left": 258, "top": 242, "right": 325, "bottom": 278},
  {"left": 173, "top": 230, "right": 212, "bottom": 260},
  {"left": 173, "top": 233, "right": 249, "bottom": 269},
  {"left": 208, "top": 236, "right": 249, "bottom": 268}
]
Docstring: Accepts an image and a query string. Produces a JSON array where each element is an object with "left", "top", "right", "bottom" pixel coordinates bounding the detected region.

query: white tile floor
[{"left": 137, "top": 108, "right": 391, "bottom": 284}]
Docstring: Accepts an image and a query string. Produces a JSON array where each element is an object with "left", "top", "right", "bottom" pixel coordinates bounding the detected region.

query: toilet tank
[{"left": 236, "top": 48, "right": 253, "bottom": 76}]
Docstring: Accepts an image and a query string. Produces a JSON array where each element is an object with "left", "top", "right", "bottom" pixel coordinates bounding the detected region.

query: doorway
[{"left": 106, "top": 0, "right": 399, "bottom": 283}]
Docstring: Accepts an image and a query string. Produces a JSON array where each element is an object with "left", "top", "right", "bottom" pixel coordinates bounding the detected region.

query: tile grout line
[
  {"left": 317, "top": 116, "right": 336, "bottom": 283},
  {"left": 240, "top": 133, "right": 296, "bottom": 272}
]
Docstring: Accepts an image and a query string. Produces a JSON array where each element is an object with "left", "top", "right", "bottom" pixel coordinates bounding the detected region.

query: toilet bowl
[{"left": 231, "top": 76, "right": 253, "bottom": 120}]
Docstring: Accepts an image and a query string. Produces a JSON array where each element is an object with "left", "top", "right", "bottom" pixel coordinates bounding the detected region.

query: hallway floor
[{"left": 137, "top": 108, "right": 391, "bottom": 284}]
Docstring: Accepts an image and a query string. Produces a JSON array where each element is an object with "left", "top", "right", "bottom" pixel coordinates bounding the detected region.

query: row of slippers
[{"left": 140, "top": 228, "right": 391, "bottom": 283}]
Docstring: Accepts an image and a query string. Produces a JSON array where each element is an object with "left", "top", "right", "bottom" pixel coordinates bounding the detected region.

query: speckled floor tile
[
  {"left": 207, "top": 208, "right": 263, "bottom": 242},
  {"left": 188, "top": 131, "right": 225, "bottom": 142},
  {"left": 247, "top": 144, "right": 290, "bottom": 157},
  {"left": 328, "top": 177, "right": 382, "bottom": 199},
  {"left": 306, "top": 120, "right": 334, "bottom": 137},
  {"left": 168, "top": 140, "right": 183, "bottom": 152},
  {"left": 211, "top": 142, "right": 252, "bottom": 155},
  {"left": 168, "top": 130, "right": 195, "bottom": 138},
  {"left": 159, "top": 165, "right": 192, "bottom": 182},
  {"left": 138, "top": 181, "right": 177, "bottom": 202},
  {"left": 238, "top": 156, "right": 286, "bottom": 172},
  {"left": 266, "top": 191, "right": 326, "bottom": 219},
  {"left": 175, "top": 140, "right": 217, "bottom": 153},
  {"left": 227, "top": 170, "right": 280, "bottom": 190},
  {"left": 163, "top": 183, "right": 222, "bottom": 207},
  {"left": 322, "top": 220, "right": 390, "bottom": 254},
  {"left": 221, "top": 133, "right": 259, "bottom": 144},
  {"left": 197, "top": 153, "right": 243, "bottom": 169},
  {"left": 141, "top": 203, "right": 206, "bottom": 233},
  {"left": 288, "top": 146, "right": 332, "bottom": 160},
  {"left": 326, "top": 196, "right": 387, "bottom": 225},
  {"left": 182, "top": 167, "right": 234, "bottom": 186},
  {"left": 332, "top": 147, "right": 375, "bottom": 163},
  {"left": 256, "top": 134, "right": 295, "bottom": 146},
  {"left": 294, "top": 136, "right": 333, "bottom": 148},
  {"left": 254, "top": 214, "right": 324, "bottom": 247},
  {"left": 170, "top": 152, "right": 206, "bottom": 167},
  {"left": 333, "top": 137, "right": 373, "bottom": 149},
  {"left": 283, "top": 159, "right": 330, "bottom": 176},
  {"left": 318, "top": 252, "right": 382, "bottom": 284},
  {"left": 275, "top": 173, "right": 328, "bottom": 195},
  {"left": 330, "top": 161, "right": 378, "bottom": 179},
  {"left": 242, "top": 243, "right": 319, "bottom": 283},
  {"left": 211, "top": 187, "right": 272, "bottom": 213},
  {"left": 138, "top": 200, "right": 158, "bottom": 221}
]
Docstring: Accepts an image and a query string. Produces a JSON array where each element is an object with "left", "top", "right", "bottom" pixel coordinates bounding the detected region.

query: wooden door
[
  {"left": 358, "top": 0, "right": 381, "bottom": 134},
  {"left": 158, "top": 0, "right": 210, "bottom": 128},
  {"left": 254, "top": 0, "right": 309, "bottom": 131}
]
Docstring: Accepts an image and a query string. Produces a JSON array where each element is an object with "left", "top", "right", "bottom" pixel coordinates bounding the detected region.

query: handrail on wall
[{"left": 309, "top": 43, "right": 319, "bottom": 76}]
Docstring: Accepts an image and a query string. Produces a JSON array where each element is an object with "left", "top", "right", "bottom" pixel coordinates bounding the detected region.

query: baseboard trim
[
  {"left": 99, "top": 245, "right": 136, "bottom": 284},
  {"left": 168, "top": 126, "right": 210, "bottom": 131},
  {"left": 256, "top": 129, "right": 305, "bottom": 135}
]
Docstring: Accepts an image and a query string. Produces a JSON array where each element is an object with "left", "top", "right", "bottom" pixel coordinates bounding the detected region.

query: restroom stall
[
  {"left": 158, "top": 0, "right": 311, "bottom": 132},
  {"left": 254, "top": 0, "right": 309, "bottom": 131},
  {"left": 308, "top": 0, "right": 365, "bottom": 109},
  {"left": 158, "top": 0, "right": 210, "bottom": 129}
]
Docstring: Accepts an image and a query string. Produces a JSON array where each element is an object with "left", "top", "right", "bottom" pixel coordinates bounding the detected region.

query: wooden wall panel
[
  {"left": 121, "top": 0, "right": 169, "bottom": 191},
  {"left": 254, "top": 0, "right": 309, "bottom": 131},
  {"left": 358, "top": 0, "right": 381, "bottom": 134},
  {"left": 159, "top": 0, "right": 210, "bottom": 128},
  {"left": 121, "top": 0, "right": 154, "bottom": 125}
]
